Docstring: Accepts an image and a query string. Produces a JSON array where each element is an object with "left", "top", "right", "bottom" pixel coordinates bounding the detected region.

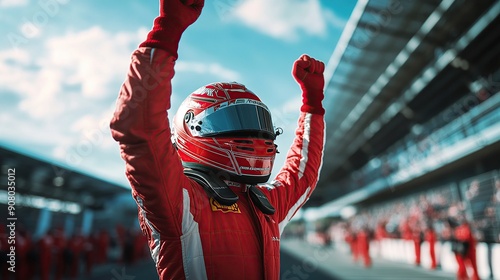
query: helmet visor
[{"left": 195, "top": 100, "right": 275, "bottom": 139}]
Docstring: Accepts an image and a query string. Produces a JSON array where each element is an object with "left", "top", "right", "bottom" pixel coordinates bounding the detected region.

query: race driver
[{"left": 110, "top": 0, "right": 326, "bottom": 279}]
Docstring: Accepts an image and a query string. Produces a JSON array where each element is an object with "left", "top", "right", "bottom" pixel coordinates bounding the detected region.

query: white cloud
[
  {"left": 0, "top": 111, "right": 75, "bottom": 153},
  {"left": 0, "top": 26, "right": 147, "bottom": 187},
  {"left": 20, "top": 22, "right": 42, "bottom": 38},
  {"left": 324, "top": 8, "right": 349, "bottom": 29},
  {"left": 0, "top": 0, "right": 28, "bottom": 8},
  {"left": 229, "top": 0, "right": 345, "bottom": 41},
  {"left": 40, "top": 26, "right": 148, "bottom": 100},
  {"left": 0, "top": 26, "right": 147, "bottom": 119},
  {"left": 281, "top": 96, "right": 302, "bottom": 114},
  {"left": 176, "top": 61, "right": 241, "bottom": 81}
]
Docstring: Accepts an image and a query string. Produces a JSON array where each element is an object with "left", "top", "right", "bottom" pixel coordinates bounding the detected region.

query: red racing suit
[{"left": 110, "top": 47, "right": 325, "bottom": 279}]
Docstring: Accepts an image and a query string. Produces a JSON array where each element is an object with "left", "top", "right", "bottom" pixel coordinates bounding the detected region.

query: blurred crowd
[
  {"left": 0, "top": 224, "right": 148, "bottom": 280},
  {"left": 283, "top": 174, "right": 499, "bottom": 280},
  {"left": 337, "top": 178, "right": 499, "bottom": 280},
  {"left": 344, "top": 178, "right": 500, "bottom": 246}
]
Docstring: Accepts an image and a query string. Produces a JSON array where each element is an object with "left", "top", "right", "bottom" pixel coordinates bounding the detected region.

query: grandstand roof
[
  {"left": 0, "top": 146, "right": 129, "bottom": 210},
  {"left": 310, "top": 0, "right": 500, "bottom": 207}
]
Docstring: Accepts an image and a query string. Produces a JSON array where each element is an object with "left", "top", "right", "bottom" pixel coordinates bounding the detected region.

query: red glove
[
  {"left": 292, "top": 54, "right": 325, "bottom": 115},
  {"left": 140, "top": 0, "right": 204, "bottom": 58}
]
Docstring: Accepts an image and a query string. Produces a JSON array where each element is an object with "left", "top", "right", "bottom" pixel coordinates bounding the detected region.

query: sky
[{"left": 0, "top": 0, "right": 356, "bottom": 188}]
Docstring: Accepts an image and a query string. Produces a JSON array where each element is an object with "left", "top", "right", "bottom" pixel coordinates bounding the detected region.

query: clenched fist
[
  {"left": 140, "top": 0, "right": 205, "bottom": 58},
  {"left": 292, "top": 54, "right": 325, "bottom": 115},
  {"left": 160, "top": 0, "right": 204, "bottom": 31}
]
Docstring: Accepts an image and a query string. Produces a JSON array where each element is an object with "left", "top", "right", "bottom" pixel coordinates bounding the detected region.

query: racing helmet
[{"left": 172, "top": 82, "right": 277, "bottom": 184}]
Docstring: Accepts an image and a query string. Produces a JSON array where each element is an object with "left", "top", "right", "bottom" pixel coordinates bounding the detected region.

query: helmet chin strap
[{"left": 183, "top": 168, "right": 275, "bottom": 215}]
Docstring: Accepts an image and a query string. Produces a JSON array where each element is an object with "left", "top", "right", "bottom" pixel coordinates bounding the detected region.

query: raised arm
[
  {"left": 109, "top": 0, "right": 204, "bottom": 236},
  {"left": 270, "top": 55, "right": 326, "bottom": 229}
]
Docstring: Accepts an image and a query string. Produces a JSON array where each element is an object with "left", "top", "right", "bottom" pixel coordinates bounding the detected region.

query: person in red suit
[
  {"left": 411, "top": 219, "right": 423, "bottom": 266},
  {"left": 97, "top": 230, "right": 110, "bottom": 264},
  {"left": 15, "top": 229, "right": 30, "bottom": 280},
  {"left": 399, "top": 218, "right": 412, "bottom": 240},
  {"left": 38, "top": 232, "right": 54, "bottom": 280},
  {"left": 67, "top": 232, "right": 85, "bottom": 280},
  {"left": 345, "top": 225, "right": 358, "bottom": 262},
  {"left": 110, "top": 0, "right": 326, "bottom": 278},
  {"left": 83, "top": 234, "right": 95, "bottom": 277},
  {"left": 452, "top": 217, "right": 480, "bottom": 280},
  {"left": 357, "top": 226, "right": 371, "bottom": 268},
  {"left": 374, "top": 220, "right": 388, "bottom": 256},
  {"left": 134, "top": 230, "right": 148, "bottom": 260},
  {"left": 424, "top": 223, "right": 437, "bottom": 270},
  {"left": 52, "top": 228, "right": 67, "bottom": 280}
]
